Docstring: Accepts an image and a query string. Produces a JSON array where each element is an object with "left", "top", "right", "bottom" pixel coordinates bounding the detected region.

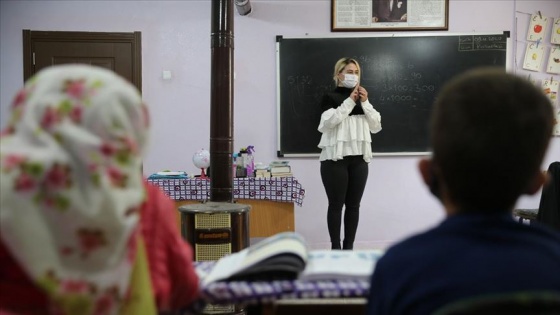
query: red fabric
[
  {"left": 0, "top": 181, "right": 199, "bottom": 314},
  {"left": 0, "top": 240, "right": 49, "bottom": 314},
  {"left": 140, "top": 181, "right": 200, "bottom": 311}
]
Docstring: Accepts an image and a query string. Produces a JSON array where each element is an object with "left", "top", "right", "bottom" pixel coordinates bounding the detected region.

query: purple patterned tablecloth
[
  {"left": 194, "top": 261, "right": 369, "bottom": 305},
  {"left": 147, "top": 177, "right": 306, "bottom": 206}
]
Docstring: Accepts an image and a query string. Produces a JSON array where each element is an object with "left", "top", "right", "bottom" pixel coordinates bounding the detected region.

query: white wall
[{"left": 1, "top": 0, "right": 559, "bottom": 249}]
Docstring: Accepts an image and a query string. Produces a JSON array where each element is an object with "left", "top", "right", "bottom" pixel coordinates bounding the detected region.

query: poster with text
[
  {"left": 554, "top": 110, "right": 560, "bottom": 136},
  {"left": 523, "top": 43, "right": 545, "bottom": 71},
  {"left": 542, "top": 78, "right": 559, "bottom": 106},
  {"left": 527, "top": 13, "right": 548, "bottom": 42},
  {"left": 552, "top": 18, "right": 560, "bottom": 44},
  {"left": 547, "top": 46, "right": 560, "bottom": 74},
  {"left": 552, "top": 108, "right": 560, "bottom": 136},
  {"left": 331, "top": 0, "right": 448, "bottom": 31}
]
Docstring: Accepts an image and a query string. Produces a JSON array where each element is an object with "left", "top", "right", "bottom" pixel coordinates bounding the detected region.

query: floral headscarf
[{"left": 0, "top": 64, "right": 149, "bottom": 314}]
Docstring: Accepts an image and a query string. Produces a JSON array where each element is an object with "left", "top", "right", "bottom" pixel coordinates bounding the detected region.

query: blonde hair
[{"left": 333, "top": 57, "right": 361, "bottom": 85}]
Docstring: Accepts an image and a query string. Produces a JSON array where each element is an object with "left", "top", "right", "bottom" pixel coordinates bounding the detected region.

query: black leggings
[{"left": 320, "top": 156, "right": 369, "bottom": 249}]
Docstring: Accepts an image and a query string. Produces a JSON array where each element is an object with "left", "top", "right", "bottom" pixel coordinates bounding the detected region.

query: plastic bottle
[
  {"left": 246, "top": 145, "right": 255, "bottom": 177},
  {"left": 246, "top": 154, "right": 254, "bottom": 177},
  {"left": 236, "top": 151, "right": 246, "bottom": 177},
  {"left": 232, "top": 153, "right": 238, "bottom": 178}
]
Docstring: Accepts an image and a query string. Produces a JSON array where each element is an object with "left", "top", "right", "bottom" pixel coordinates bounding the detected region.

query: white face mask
[{"left": 341, "top": 74, "right": 358, "bottom": 88}]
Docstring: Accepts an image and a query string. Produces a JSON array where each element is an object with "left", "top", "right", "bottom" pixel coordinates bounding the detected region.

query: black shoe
[{"left": 342, "top": 240, "right": 353, "bottom": 250}]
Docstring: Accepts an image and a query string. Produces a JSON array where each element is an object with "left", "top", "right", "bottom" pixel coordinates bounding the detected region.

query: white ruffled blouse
[{"left": 317, "top": 97, "right": 382, "bottom": 162}]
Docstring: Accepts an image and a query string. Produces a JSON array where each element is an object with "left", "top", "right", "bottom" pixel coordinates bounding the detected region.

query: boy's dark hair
[{"left": 431, "top": 67, "right": 553, "bottom": 213}]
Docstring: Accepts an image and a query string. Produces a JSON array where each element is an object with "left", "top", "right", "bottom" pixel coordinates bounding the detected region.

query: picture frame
[{"left": 331, "top": 0, "right": 449, "bottom": 32}]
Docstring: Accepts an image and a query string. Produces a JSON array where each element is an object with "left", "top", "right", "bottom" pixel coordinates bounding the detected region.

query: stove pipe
[{"left": 209, "top": 0, "right": 234, "bottom": 202}]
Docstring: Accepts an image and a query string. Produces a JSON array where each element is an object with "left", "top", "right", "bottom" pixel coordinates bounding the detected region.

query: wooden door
[{"left": 22, "top": 30, "right": 142, "bottom": 92}]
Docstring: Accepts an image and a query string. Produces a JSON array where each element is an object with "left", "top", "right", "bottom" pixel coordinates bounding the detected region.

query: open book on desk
[
  {"left": 300, "top": 249, "right": 383, "bottom": 281},
  {"left": 201, "top": 231, "right": 384, "bottom": 287},
  {"left": 201, "top": 232, "right": 308, "bottom": 286}
]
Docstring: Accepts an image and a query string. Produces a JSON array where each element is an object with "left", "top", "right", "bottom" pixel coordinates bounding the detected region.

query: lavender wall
[{"left": 1, "top": 0, "right": 559, "bottom": 249}]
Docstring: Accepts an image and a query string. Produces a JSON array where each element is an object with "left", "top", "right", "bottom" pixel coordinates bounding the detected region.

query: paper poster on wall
[
  {"left": 542, "top": 78, "right": 559, "bottom": 105},
  {"left": 554, "top": 110, "right": 560, "bottom": 136},
  {"left": 523, "top": 43, "right": 545, "bottom": 71},
  {"left": 552, "top": 18, "right": 560, "bottom": 44},
  {"left": 547, "top": 46, "right": 560, "bottom": 74},
  {"left": 527, "top": 13, "right": 548, "bottom": 42}
]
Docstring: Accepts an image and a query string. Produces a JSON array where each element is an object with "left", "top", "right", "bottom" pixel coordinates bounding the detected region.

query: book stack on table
[
  {"left": 270, "top": 161, "right": 292, "bottom": 178},
  {"left": 254, "top": 164, "right": 271, "bottom": 178}
]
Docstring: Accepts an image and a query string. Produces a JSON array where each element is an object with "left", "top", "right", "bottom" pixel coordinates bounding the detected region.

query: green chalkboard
[{"left": 276, "top": 33, "right": 509, "bottom": 156}]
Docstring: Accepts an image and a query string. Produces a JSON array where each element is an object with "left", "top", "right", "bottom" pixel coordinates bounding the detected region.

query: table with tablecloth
[{"left": 148, "top": 177, "right": 306, "bottom": 237}]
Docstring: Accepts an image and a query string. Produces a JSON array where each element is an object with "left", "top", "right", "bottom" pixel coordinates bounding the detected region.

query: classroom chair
[{"left": 432, "top": 291, "right": 560, "bottom": 315}]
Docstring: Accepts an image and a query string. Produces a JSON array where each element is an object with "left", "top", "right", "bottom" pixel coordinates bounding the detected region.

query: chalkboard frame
[{"left": 276, "top": 32, "right": 511, "bottom": 158}]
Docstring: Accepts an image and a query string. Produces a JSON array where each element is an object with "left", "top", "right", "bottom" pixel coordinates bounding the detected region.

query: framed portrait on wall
[{"left": 331, "top": 0, "right": 449, "bottom": 32}]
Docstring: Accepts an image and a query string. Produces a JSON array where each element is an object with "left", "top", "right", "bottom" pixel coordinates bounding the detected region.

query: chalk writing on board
[
  {"left": 474, "top": 35, "right": 506, "bottom": 42},
  {"left": 459, "top": 35, "right": 508, "bottom": 51},
  {"left": 286, "top": 75, "right": 330, "bottom": 118},
  {"left": 277, "top": 33, "right": 509, "bottom": 155}
]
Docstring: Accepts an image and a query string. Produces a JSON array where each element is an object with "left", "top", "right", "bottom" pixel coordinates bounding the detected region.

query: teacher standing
[{"left": 318, "top": 57, "right": 382, "bottom": 250}]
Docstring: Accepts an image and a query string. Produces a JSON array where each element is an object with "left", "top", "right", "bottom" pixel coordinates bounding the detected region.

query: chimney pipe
[
  {"left": 209, "top": 0, "right": 234, "bottom": 202},
  {"left": 235, "top": 0, "right": 252, "bottom": 16}
]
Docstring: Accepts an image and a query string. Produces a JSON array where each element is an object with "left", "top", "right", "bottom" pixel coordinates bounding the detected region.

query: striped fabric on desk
[
  {"left": 147, "top": 177, "right": 306, "bottom": 206},
  {"left": 194, "top": 261, "right": 369, "bottom": 305}
]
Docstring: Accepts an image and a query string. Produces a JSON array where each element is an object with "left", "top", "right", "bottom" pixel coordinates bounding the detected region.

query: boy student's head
[{"left": 419, "top": 67, "right": 553, "bottom": 214}]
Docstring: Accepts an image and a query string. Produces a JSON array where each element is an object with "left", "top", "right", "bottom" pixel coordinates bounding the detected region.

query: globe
[{"left": 192, "top": 149, "right": 210, "bottom": 178}]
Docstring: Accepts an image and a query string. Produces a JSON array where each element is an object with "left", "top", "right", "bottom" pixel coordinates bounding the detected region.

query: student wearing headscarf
[{"left": 0, "top": 64, "right": 199, "bottom": 314}]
